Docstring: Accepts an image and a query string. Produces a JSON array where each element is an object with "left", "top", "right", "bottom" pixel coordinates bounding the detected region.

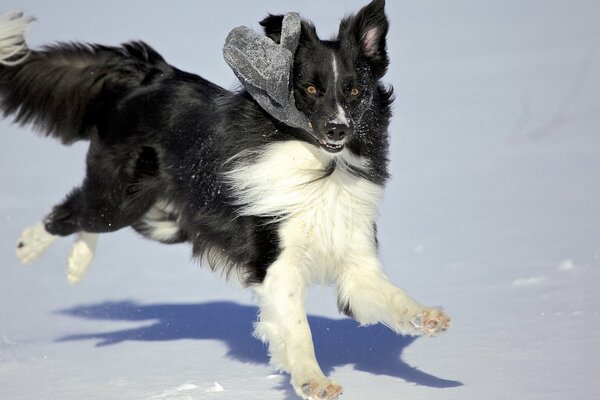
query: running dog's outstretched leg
[{"left": 336, "top": 252, "right": 451, "bottom": 336}]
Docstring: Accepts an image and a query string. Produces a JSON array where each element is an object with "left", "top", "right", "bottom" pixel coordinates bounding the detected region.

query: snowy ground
[{"left": 1, "top": 1, "right": 599, "bottom": 399}]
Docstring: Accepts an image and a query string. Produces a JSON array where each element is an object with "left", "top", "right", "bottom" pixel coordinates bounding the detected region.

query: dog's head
[{"left": 260, "top": 0, "right": 389, "bottom": 155}]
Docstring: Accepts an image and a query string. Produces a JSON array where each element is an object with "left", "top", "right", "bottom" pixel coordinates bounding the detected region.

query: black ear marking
[
  {"left": 339, "top": 0, "right": 390, "bottom": 78},
  {"left": 260, "top": 14, "right": 284, "bottom": 43},
  {"left": 260, "top": 14, "right": 319, "bottom": 46},
  {"left": 299, "top": 21, "right": 319, "bottom": 44}
]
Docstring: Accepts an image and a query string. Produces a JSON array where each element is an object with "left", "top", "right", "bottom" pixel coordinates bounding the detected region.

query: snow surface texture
[{"left": 1, "top": 1, "right": 599, "bottom": 399}]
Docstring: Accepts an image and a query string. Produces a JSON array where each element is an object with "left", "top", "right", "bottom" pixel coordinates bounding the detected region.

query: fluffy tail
[{"left": 0, "top": 12, "right": 172, "bottom": 144}]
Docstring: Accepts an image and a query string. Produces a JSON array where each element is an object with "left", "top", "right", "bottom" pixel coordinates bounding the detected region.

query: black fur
[
  {"left": 339, "top": 0, "right": 390, "bottom": 78},
  {"left": 1, "top": 1, "right": 393, "bottom": 286},
  {"left": 0, "top": 41, "right": 171, "bottom": 144}
]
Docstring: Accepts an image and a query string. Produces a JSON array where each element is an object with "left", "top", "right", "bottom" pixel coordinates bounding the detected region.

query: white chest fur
[{"left": 225, "top": 141, "right": 384, "bottom": 280}]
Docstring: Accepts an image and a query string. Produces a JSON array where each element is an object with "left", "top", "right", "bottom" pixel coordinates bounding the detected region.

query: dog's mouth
[{"left": 319, "top": 139, "right": 345, "bottom": 154}]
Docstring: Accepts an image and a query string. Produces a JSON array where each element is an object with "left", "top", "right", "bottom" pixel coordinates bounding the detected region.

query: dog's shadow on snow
[{"left": 56, "top": 301, "right": 462, "bottom": 390}]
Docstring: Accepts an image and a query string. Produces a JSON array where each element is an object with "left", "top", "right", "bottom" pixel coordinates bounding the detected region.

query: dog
[{"left": 0, "top": 1, "right": 450, "bottom": 399}]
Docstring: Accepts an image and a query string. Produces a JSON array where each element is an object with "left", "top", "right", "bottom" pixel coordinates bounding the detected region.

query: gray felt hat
[{"left": 223, "top": 13, "right": 313, "bottom": 134}]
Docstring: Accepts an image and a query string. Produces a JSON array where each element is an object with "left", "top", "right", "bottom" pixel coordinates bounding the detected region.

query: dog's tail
[
  {"left": 0, "top": 12, "right": 172, "bottom": 144},
  {"left": 0, "top": 11, "right": 33, "bottom": 66}
]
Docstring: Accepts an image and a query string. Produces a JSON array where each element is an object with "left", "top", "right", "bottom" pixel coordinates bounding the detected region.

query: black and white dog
[{"left": 0, "top": 1, "right": 450, "bottom": 398}]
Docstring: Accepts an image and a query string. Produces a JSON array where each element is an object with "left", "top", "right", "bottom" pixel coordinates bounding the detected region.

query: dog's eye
[
  {"left": 349, "top": 87, "right": 361, "bottom": 97},
  {"left": 305, "top": 85, "right": 318, "bottom": 95}
]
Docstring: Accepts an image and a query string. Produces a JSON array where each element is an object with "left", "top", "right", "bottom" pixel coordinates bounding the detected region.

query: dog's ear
[
  {"left": 261, "top": 14, "right": 319, "bottom": 46},
  {"left": 339, "top": 0, "right": 389, "bottom": 77},
  {"left": 260, "top": 14, "right": 284, "bottom": 43}
]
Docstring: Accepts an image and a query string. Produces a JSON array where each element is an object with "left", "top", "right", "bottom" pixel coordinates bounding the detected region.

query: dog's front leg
[
  {"left": 254, "top": 250, "right": 343, "bottom": 400},
  {"left": 337, "top": 253, "right": 451, "bottom": 336}
]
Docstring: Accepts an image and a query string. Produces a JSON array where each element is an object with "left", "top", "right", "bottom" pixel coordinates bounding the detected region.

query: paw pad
[
  {"left": 301, "top": 380, "right": 343, "bottom": 400},
  {"left": 410, "top": 308, "right": 451, "bottom": 336}
]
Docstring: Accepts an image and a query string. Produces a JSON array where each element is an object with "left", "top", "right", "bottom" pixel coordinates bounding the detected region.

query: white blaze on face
[{"left": 330, "top": 54, "right": 349, "bottom": 126}]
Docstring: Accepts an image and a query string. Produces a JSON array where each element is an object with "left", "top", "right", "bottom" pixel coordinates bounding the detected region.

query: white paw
[
  {"left": 297, "top": 378, "right": 343, "bottom": 400},
  {"left": 66, "top": 232, "right": 98, "bottom": 285},
  {"left": 410, "top": 308, "right": 451, "bottom": 336},
  {"left": 15, "top": 222, "right": 57, "bottom": 265}
]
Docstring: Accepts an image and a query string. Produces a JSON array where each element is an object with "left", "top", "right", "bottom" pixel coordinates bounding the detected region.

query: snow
[
  {"left": 558, "top": 259, "right": 576, "bottom": 272},
  {"left": 1, "top": 0, "right": 599, "bottom": 399}
]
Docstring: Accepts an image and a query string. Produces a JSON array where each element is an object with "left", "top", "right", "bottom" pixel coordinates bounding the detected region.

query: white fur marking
[
  {"left": 331, "top": 55, "right": 349, "bottom": 126},
  {"left": 16, "top": 222, "right": 58, "bottom": 265},
  {"left": 0, "top": 12, "right": 34, "bottom": 66},
  {"left": 334, "top": 102, "right": 349, "bottom": 126},
  {"left": 66, "top": 232, "right": 98, "bottom": 285},
  {"left": 332, "top": 55, "right": 338, "bottom": 83},
  {"left": 147, "top": 220, "right": 180, "bottom": 241},
  {"left": 226, "top": 141, "right": 383, "bottom": 282},
  {"left": 142, "top": 201, "right": 181, "bottom": 242}
]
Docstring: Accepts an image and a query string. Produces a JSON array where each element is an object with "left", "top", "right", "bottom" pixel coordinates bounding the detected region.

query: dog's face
[{"left": 260, "top": 0, "right": 389, "bottom": 155}]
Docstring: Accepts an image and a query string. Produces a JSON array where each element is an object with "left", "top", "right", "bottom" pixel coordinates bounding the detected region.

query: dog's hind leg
[
  {"left": 16, "top": 189, "right": 98, "bottom": 283},
  {"left": 16, "top": 187, "right": 83, "bottom": 265},
  {"left": 44, "top": 187, "right": 84, "bottom": 237},
  {"left": 66, "top": 231, "right": 98, "bottom": 284},
  {"left": 26, "top": 147, "right": 159, "bottom": 282},
  {"left": 15, "top": 211, "right": 98, "bottom": 284},
  {"left": 16, "top": 222, "right": 58, "bottom": 265},
  {"left": 45, "top": 143, "right": 162, "bottom": 237},
  {"left": 44, "top": 176, "right": 155, "bottom": 283}
]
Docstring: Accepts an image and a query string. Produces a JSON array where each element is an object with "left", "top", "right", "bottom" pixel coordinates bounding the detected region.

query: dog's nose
[{"left": 324, "top": 123, "right": 352, "bottom": 143}]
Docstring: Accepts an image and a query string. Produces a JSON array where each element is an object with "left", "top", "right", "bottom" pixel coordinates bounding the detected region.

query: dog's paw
[
  {"left": 66, "top": 233, "right": 98, "bottom": 285},
  {"left": 15, "top": 222, "right": 57, "bottom": 265},
  {"left": 410, "top": 308, "right": 451, "bottom": 336},
  {"left": 298, "top": 379, "right": 343, "bottom": 400}
]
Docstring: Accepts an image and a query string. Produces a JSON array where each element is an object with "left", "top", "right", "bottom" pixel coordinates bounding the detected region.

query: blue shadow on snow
[{"left": 56, "top": 301, "right": 462, "bottom": 388}]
